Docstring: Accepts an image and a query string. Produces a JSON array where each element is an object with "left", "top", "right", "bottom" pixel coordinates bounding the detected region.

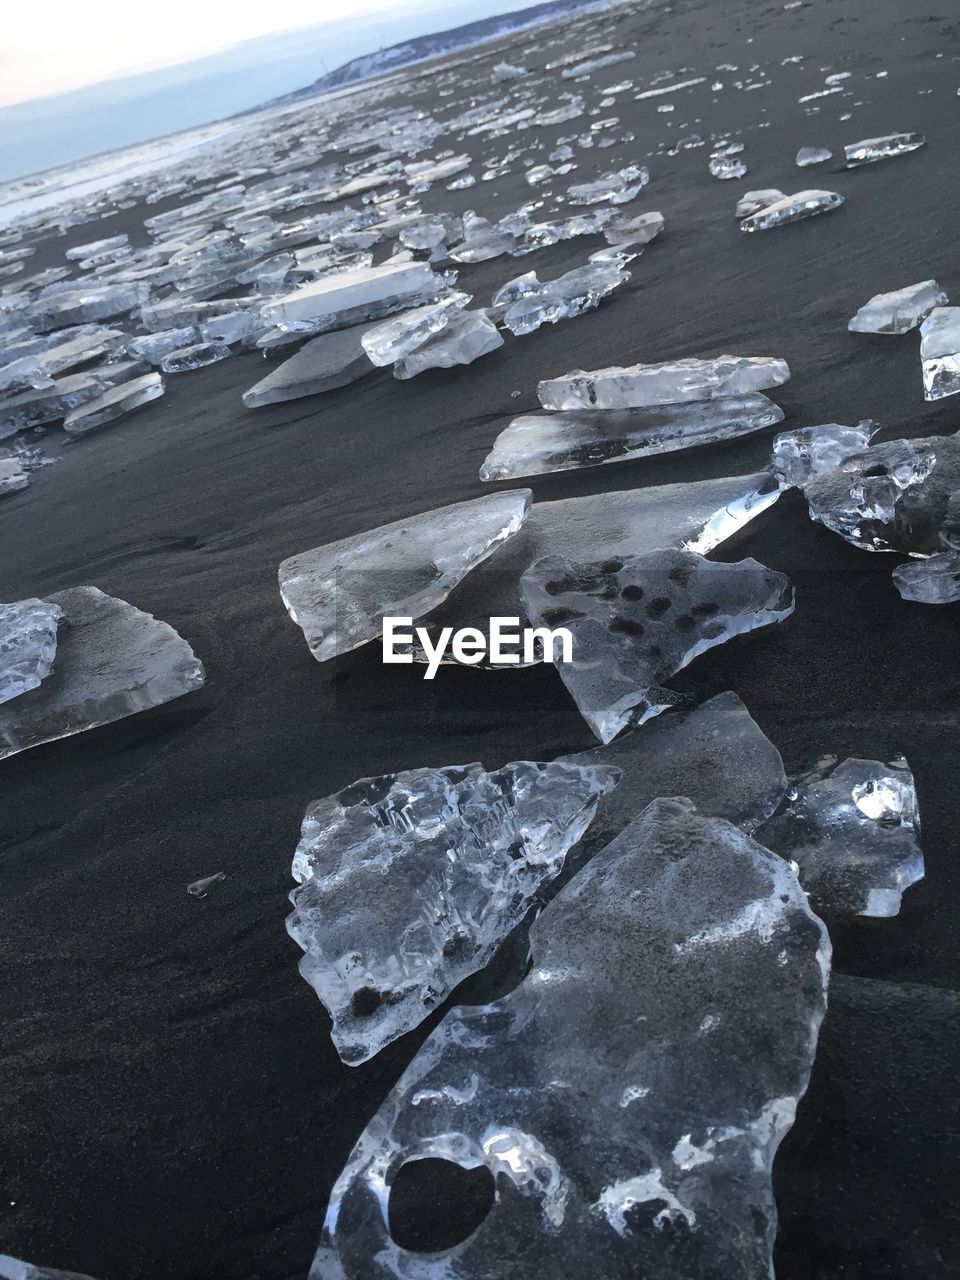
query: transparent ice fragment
[
  {"left": 757, "top": 757, "right": 923, "bottom": 917},
  {"left": 265, "top": 261, "right": 440, "bottom": 327},
  {"left": 919, "top": 306, "right": 960, "bottom": 401},
  {"left": 0, "top": 587, "right": 205, "bottom": 760},
  {"left": 796, "top": 146, "right": 832, "bottom": 166},
  {"left": 503, "top": 261, "right": 629, "bottom": 335},
  {"left": 844, "top": 132, "right": 925, "bottom": 167},
  {"left": 287, "top": 757, "right": 618, "bottom": 1064},
  {"left": 772, "top": 422, "right": 877, "bottom": 487},
  {"left": 0, "top": 457, "right": 28, "bottom": 496},
  {"left": 393, "top": 310, "right": 503, "bottom": 379},
  {"left": 602, "top": 210, "right": 664, "bottom": 245},
  {"left": 480, "top": 393, "right": 785, "bottom": 480},
  {"left": 709, "top": 155, "right": 747, "bottom": 180},
  {"left": 740, "top": 189, "right": 843, "bottom": 231},
  {"left": 735, "top": 189, "right": 786, "bottom": 218},
  {"left": 566, "top": 165, "right": 649, "bottom": 205},
  {"left": 159, "top": 341, "right": 231, "bottom": 372},
  {"left": 243, "top": 325, "right": 374, "bottom": 407},
  {"left": 0, "top": 1255, "right": 100, "bottom": 1280},
  {"left": 361, "top": 292, "right": 470, "bottom": 365},
  {"left": 0, "top": 599, "right": 62, "bottom": 704},
  {"left": 849, "top": 280, "right": 947, "bottom": 334},
  {"left": 125, "top": 327, "right": 200, "bottom": 365},
  {"left": 520, "top": 549, "right": 794, "bottom": 742},
  {"left": 312, "top": 796, "right": 829, "bottom": 1279},
  {"left": 64, "top": 234, "right": 129, "bottom": 262},
  {"left": 188, "top": 872, "right": 226, "bottom": 898},
  {"left": 538, "top": 354, "right": 790, "bottom": 410},
  {"left": 278, "top": 490, "right": 532, "bottom": 661},
  {"left": 0, "top": 364, "right": 148, "bottom": 438},
  {"left": 63, "top": 373, "right": 164, "bottom": 435},
  {"left": 892, "top": 550, "right": 960, "bottom": 604}
]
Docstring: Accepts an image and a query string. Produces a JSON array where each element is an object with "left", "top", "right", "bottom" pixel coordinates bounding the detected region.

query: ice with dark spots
[
  {"left": 287, "top": 758, "right": 619, "bottom": 1064},
  {"left": 520, "top": 549, "right": 794, "bottom": 742},
  {"left": 311, "top": 797, "right": 829, "bottom": 1280}
]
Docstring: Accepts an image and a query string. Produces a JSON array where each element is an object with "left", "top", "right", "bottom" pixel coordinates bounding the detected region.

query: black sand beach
[{"left": 2, "top": 0, "right": 960, "bottom": 1276}]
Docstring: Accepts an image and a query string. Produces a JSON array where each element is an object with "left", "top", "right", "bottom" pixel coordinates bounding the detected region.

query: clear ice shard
[
  {"left": 538, "top": 354, "right": 790, "bottom": 410},
  {"left": 772, "top": 422, "right": 877, "bottom": 488},
  {"left": 62, "top": 373, "right": 164, "bottom": 436},
  {"left": 415, "top": 473, "right": 784, "bottom": 661},
  {"left": 735, "top": 189, "right": 786, "bottom": 218},
  {"left": 0, "top": 1256, "right": 100, "bottom": 1280},
  {"left": 893, "top": 550, "right": 960, "bottom": 604},
  {"left": 393, "top": 310, "right": 503, "bottom": 379},
  {"left": 361, "top": 293, "right": 470, "bottom": 365},
  {"left": 709, "top": 155, "right": 747, "bottom": 180},
  {"left": 520, "top": 549, "right": 794, "bottom": 742},
  {"left": 243, "top": 325, "right": 374, "bottom": 407},
  {"left": 480, "top": 394, "right": 784, "bottom": 480},
  {"left": 796, "top": 146, "right": 832, "bottom": 166},
  {"left": 0, "top": 599, "right": 63, "bottom": 704},
  {"left": 278, "top": 490, "right": 532, "bottom": 662},
  {"left": 803, "top": 432, "right": 960, "bottom": 554},
  {"left": 188, "top": 871, "right": 226, "bottom": 898},
  {"left": 740, "top": 190, "right": 843, "bottom": 232},
  {"left": 502, "top": 262, "right": 629, "bottom": 336},
  {"left": 160, "top": 341, "right": 231, "bottom": 372},
  {"left": 844, "top": 132, "right": 925, "bottom": 167},
  {"left": 265, "top": 261, "right": 441, "bottom": 327},
  {"left": 919, "top": 307, "right": 960, "bottom": 401},
  {"left": 287, "top": 758, "right": 619, "bottom": 1064},
  {"left": 0, "top": 587, "right": 205, "bottom": 760},
  {"left": 849, "top": 280, "right": 947, "bottom": 334},
  {"left": 311, "top": 796, "right": 829, "bottom": 1280},
  {"left": 602, "top": 210, "right": 664, "bottom": 245},
  {"left": 565, "top": 165, "right": 649, "bottom": 205},
  {"left": 757, "top": 757, "right": 923, "bottom": 917},
  {"left": 0, "top": 457, "right": 28, "bottom": 495},
  {"left": 0, "top": 363, "right": 151, "bottom": 439}
]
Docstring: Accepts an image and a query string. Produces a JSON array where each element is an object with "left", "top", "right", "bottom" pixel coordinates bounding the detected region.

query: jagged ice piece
[
  {"left": 62, "top": 374, "right": 164, "bottom": 435},
  {"left": 740, "top": 190, "right": 843, "bottom": 232},
  {"left": 393, "top": 310, "right": 503, "bottom": 379},
  {"left": 849, "top": 280, "right": 947, "bottom": 334},
  {"left": 893, "top": 550, "right": 960, "bottom": 604},
  {"left": 920, "top": 307, "right": 960, "bottom": 401},
  {"left": 772, "top": 422, "right": 877, "bottom": 488},
  {"left": 538, "top": 355, "right": 790, "bottom": 410},
  {"left": 0, "top": 599, "right": 63, "bottom": 704}
]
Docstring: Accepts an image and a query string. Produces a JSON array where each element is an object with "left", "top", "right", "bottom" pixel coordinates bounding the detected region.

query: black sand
[{"left": 2, "top": 0, "right": 959, "bottom": 1276}]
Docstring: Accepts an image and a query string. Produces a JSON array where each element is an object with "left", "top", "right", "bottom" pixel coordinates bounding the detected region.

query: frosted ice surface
[
  {"left": 243, "top": 325, "right": 374, "bottom": 407},
  {"left": 849, "top": 280, "right": 947, "bottom": 334},
  {"left": 520, "top": 549, "right": 794, "bottom": 742},
  {"left": 602, "top": 210, "right": 663, "bottom": 245},
  {"left": 266, "top": 261, "right": 440, "bottom": 326},
  {"left": 772, "top": 422, "right": 877, "bottom": 488},
  {"left": 311, "top": 797, "right": 829, "bottom": 1279},
  {"left": 740, "top": 190, "right": 843, "bottom": 232},
  {"left": 278, "top": 490, "right": 532, "bottom": 661},
  {"left": 0, "top": 599, "right": 62, "bottom": 704},
  {"left": 538, "top": 355, "right": 790, "bottom": 410},
  {"left": 481, "top": 394, "right": 784, "bottom": 480},
  {"left": 796, "top": 147, "right": 832, "bottom": 166},
  {"left": 288, "top": 758, "right": 619, "bottom": 1063},
  {"left": 0, "top": 587, "right": 205, "bottom": 760}
]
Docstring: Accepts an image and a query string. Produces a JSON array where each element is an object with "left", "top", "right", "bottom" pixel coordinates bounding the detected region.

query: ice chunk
[
  {"left": 63, "top": 373, "right": 164, "bottom": 435},
  {"left": 449, "top": 216, "right": 518, "bottom": 263},
  {"left": 65, "top": 234, "right": 129, "bottom": 262},
  {"left": 520, "top": 549, "right": 794, "bottom": 741},
  {"left": 740, "top": 189, "right": 843, "bottom": 231},
  {"left": 278, "top": 490, "right": 532, "bottom": 661},
  {"left": 735, "top": 189, "right": 786, "bottom": 218},
  {"left": 481, "top": 394, "right": 784, "bottom": 480},
  {"left": 0, "top": 457, "right": 29, "bottom": 496},
  {"left": 892, "top": 550, "right": 960, "bottom": 604},
  {"left": 560, "top": 49, "right": 634, "bottom": 78},
  {"left": 803, "top": 433, "right": 960, "bottom": 554},
  {"left": 757, "top": 757, "right": 923, "bottom": 916},
  {"left": 361, "top": 293, "right": 469, "bottom": 366},
  {"left": 393, "top": 310, "right": 503, "bottom": 379},
  {"left": 188, "top": 872, "right": 226, "bottom": 898},
  {"left": 0, "top": 363, "right": 151, "bottom": 438},
  {"left": 602, "top": 210, "right": 663, "bottom": 245},
  {"left": 844, "top": 132, "right": 925, "bottom": 167},
  {"left": 311, "top": 797, "right": 829, "bottom": 1279},
  {"left": 772, "top": 421, "right": 877, "bottom": 487},
  {"left": 503, "top": 261, "right": 629, "bottom": 336},
  {"left": 796, "top": 146, "right": 832, "bottom": 166},
  {"left": 539, "top": 354, "right": 790, "bottom": 410},
  {"left": 0, "top": 599, "right": 62, "bottom": 704},
  {"left": 491, "top": 61, "right": 526, "bottom": 82},
  {"left": 0, "top": 1255, "right": 100, "bottom": 1280},
  {"left": 709, "top": 155, "right": 747, "bottom": 180},
  {"left": 243, "top": 325, "right": 374, "bottom": 407},
  {"left": 849, "top": 280, "right": 947, "bottom": 334},
  {"left": 287, "top": 757, "right": 619, "bottom": 1064},
  {"left": 265, "top": 261, "right": 440, "bottom": 327},
  {"left": 566, "top": 165, "right": 649, "bottom": 205},
  {"left": 0, "top": 587, "right": 205, "bottom": 760},
  {"left": 919, "top": 307, "right": 960, "bottom": 401},
  {"left": 159, "top": 341, "right": 231, "bottom": 372}
]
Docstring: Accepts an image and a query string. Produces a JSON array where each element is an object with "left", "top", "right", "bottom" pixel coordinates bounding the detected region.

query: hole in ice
[
  {"left": 388, "top": 1157, "right": 496, "bottom": 1251},
  {"left": 645, "top": 596, "right": 672, "bottom": 618},
  {"left": 351, "top": 986, "right": 383, "bottom": 1016}
]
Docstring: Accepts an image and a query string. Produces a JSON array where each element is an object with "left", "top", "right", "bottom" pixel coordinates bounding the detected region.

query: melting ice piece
[
  {"left": 565, "top": 691, "right": 787, "bottom": 863},
  {"left": 0, "top": 1256, "right": 100, "bottom": 1280},
  {"left": 0, "top": 599, "right": 63, "bottom": 704},
  {"left": 416, "top": 472, "right": 784, "bottom": 660},
  {"left": 361, "top": 293, "right": 470, "bottom": 365},
  {"left": 844, "top": 132, "right": 925, "bottom": 167},
  {"left": 849, "top": 280, "right": 947, "bottom": 334},
  {"left": 566, "top": 165, "right": 649, "bottom": 205},
  {"left": 803, "top": 432, "right": 960, "bottom": 554},
  {"left": 740, "top": 190, "right": 843, "bottom": 231},
  {"left": 62, "top": 373, "right": 164, "bottom": 436},
  {"left": 480, "top": 394, "right": 784, "bottom": 480},
  {"left": 520, "top": 549, "right": 794, "bottom": 742},
  {"left": 449, "top": 218, "right": 518, "bottom": 263},
  {"left": 893, "top": 550, "right": 960, "bottom": 604},
  {"left": 287, "top": 758, "right": 619, "bottom": 1064},
  {"left": 919, "top": 307, "right": 960, "bottom": 401},
  {"left": 188, "top": 872, "right": 226, "bottom": 898},
  {"left": 735, "top": 189, "right": 787, "bottom": 218},
  {"left": 757, "top": 757, "right": 923, "bottom": 916},
  {"left": 0, "top": 587, "right": 205, "bottom": 760},
  {"left": 602, "top": 210, "right": 663, "bottom": 245},
  {"left": 312, "top": 796, "right": 829, "bottom": 1278},
  {"left": 539, "top": 354, "right": 790, "bottom": 410},
  {"left": 243, "top": 325, "right": 374, "bottom": 406},
  {"left": 796, "top": 147, "right": 832, "bottom": 166},
  {"left": 503, "top": 262, "right": 629, "bottom": 335},
  {"left": 491, "top": 61, "right": 526, "bottom": 82},
  {"left": 772, "top": 422, "right": 877, "bottom": 488},
  {"left": 709, "top": 155, "right": 747, "bottom": 180},
  {"left": 160, "top": 341, "right": 231, "bottom": 372},
  {"left": 0, "top": 457, "right": 28, "bottom": 496},
  {"left": 278, "top": 490, "right": 532, "bottom": 661},
  {"left": 393, "top": 310, "right": 503, "bottom": 379},
  {"left": 265, "top": 261, "right": 440, "bottom": 327}
]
